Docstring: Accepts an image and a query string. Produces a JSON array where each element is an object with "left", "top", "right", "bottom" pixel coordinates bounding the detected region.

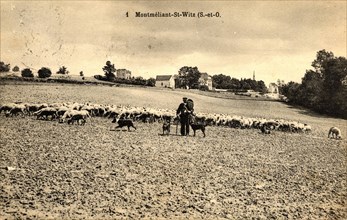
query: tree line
[
  {"left": 279, "top": 50, "right": 347, "bottom": 119},
  {"left": 174, "top": 66, "right": 267, "bottom": 92},
  {"left": 95, "top": 60, "right": 156, "bottom": 86},
  {"left": 0, "top": 61, "right": 156, "bottom": 86}
]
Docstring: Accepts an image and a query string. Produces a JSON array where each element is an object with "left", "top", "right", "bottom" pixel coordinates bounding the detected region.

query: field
[{"left": 0, "top": 82, "right": 346, "bottom": 219}]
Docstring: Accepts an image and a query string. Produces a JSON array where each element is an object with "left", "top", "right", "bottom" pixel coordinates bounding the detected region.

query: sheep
[
  {"left": 7, "top": 105, "right": 27, "bottom": 117},
  {"left": 67, "top": 113, "right": 87, "bottom": 125},
  {"left": 34, "top": 107, "right": 58, "bottom": 120},
  {"left": 0, "top": 103, "right": 17, "bottom": 114},
  {"left": 25, "top": 103, "right": 47, "bottom": 115},
  {"left": 60, "top": 110, "right": 90, "bottom": 123},
  {"left": 328, "top": 127, "right": 342, "bottom": 139}
]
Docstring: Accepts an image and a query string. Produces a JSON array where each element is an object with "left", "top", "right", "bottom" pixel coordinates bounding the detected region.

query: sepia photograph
[{"left": 0, "top": 0, "right": 346, "bottom": 219}]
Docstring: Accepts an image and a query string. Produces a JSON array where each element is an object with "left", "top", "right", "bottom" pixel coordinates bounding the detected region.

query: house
[
  {"left": 155, "top": 75, "right": 175, "bottom": 88},
  {"left": 199, "top": 72, "right": 213, "bottom": 90},
  {"left": 268, "top": 83, "right": 279, "bottom": 93},
  {"left": 116, "top": 69, "right": 131, "bottom": 79}
]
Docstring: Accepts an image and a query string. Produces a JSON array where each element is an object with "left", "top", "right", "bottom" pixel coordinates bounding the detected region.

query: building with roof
[
  {"left": 199, "top": 72, "right": 213, "bottom": 90},
  {"left": 116, "top": 69, "right": 131, "bottom": 79},
  {"left": 268, "top": 83, "right": 279, "bottom": 93},
  {"left": 155, "top": 75, "right": 175, "bottom": 88}
]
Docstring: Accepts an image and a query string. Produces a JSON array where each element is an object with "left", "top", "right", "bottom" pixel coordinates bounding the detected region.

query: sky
[{"left": 1, "top": 0, "right": 346, "bottom": 85}]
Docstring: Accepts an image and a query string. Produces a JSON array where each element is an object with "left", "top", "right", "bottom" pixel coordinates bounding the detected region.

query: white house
[
  {"left": 155, "top": 75, "right": 175, "bottom": 88},
  {"left": 116, "top": 69, "right": 131, "bottom": 79},
  {"left": 268, "top": 83, "right": 279, "bottom": 93},
  {"left": 199, "top": 72, "right": 213, "bottom": 90}
]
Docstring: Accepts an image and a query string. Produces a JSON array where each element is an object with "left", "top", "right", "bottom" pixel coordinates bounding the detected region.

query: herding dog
[
  {"left": 328, "top": 127, "right": 342, "bottom": 139},
  {"left": 112, "top": 118, "right": 136, "bottom": 131},
  {"left": 190, "top": 123, "right": 207, "bottom": 137},
  {"left": 189, "top": 114, "right": 207, "bottom": 137},
  {"left": 162, "top": 120, "right": 171, "bottom": 135}
]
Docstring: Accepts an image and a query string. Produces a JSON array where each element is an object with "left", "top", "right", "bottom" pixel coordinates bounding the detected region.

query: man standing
[{"left": 176, "top": 97, "right": 190, "bottom": 136}]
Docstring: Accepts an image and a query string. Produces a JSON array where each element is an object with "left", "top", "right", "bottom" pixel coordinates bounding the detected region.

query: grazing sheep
[
  {"left": 67, "top": 114, "right": 87, "bottom": 125},
  {"left": 34, "top": 107, "right": 58, "bottom": 120},
  {"left": 260, "top": 125, "right": 271, "bottom": 134},
  {"left": 0, "top": 103, "right": 17, "bottom": 114},
  {"left": 7, "top": 106, "right": 27, "bottom": 117},
  {"left": 328, "top": 127, "right": 342, "bottom": 139},
  {"left": 60, "top": 110, "right": 90, "bottom": 123}
]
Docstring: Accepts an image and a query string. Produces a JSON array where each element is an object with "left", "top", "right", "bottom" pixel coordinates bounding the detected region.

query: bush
[
  {"left": 146, "top": 78, "right": 156, "bottom": 87},
  {"left": 94, "top": 75, "right": 106, "bottom": 80},
  {"left": 199, "top": 85, "right": 209, "bottom": 91},
  {"left": 21, "top": 68, "right": 34, "bottom": 77},
  {"left": 38, "top": 67, "right": 52, "bottom": 78},
  {"left": 0, "top": 61, "right": 10, "bottom": 72},
  {"left": 57, "top": 66, "right": 68, "bottom": 74},
  {"left": 12, "top": 66, "right": 20, "bottom": 72}
]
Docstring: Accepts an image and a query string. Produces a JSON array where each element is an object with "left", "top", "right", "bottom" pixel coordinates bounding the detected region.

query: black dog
[
  {"left": 190, "top": 123, "right": 207, "bottom": 137},
  {"left": 112, "top": 118, "right": 136, "bottom": 131},
  {"left": 162, "top": 120, "right": 171, "bottom": 135}
]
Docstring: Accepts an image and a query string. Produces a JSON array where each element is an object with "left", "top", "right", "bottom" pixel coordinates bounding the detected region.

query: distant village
[
  {"left": 105, "top": 66, "right": 280, "bottom": 96},
  {"left": 0, "top": 61, "right": 281, "bottom": 98}
]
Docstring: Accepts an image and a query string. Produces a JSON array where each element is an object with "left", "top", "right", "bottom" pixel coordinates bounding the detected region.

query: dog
[
  {"left": 260, "top": 125, "right": 271, "bottom": 134},
  {"left": 190, "top": 123, "right": 207, "bottom": 137},
  {"left": 328, "top": 127, "right": 342, "bottom": 139},
  {"left": 112, "top": 118, "right": 136, "bottom": 131},
  {"left": 162, "top": 120, "right": 171, "bottom": 135}
]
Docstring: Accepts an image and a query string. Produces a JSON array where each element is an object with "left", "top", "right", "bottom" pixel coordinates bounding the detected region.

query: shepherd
[{"left": 176, "top": 97, "right": 194, "bottom": 136}]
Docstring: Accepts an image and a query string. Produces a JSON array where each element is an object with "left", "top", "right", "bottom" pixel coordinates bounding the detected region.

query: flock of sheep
[{"left": 0, "top": 101, "right": 312, "bottom": 134}]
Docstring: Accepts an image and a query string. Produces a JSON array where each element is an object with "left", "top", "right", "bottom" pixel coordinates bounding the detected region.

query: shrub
[
  {"left": 21, "top": 68, "right": 34, "bottom": 77},
  {"left": 199, "top": 85, "right": 209, "bottom": 91},
  {"left": 57, "top": 66, "right": 68, "bottom": 74},
  {"left": 0, "top": 61, "right": 10, "bottom": 72},
  {"left": 146, "top": 78, "right": 156, "bottom": 87},
  {"left": 94, "top": 75, "right": 106, "bottom": 80},
  {"left": 38, "top": 67, "right": 52, "bottom": 78},
  {"left": 12, "top": 66, "right": 20, "bottom": 72}
]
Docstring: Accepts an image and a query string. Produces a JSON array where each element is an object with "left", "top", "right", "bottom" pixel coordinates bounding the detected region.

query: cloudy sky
[{"left": 1, "top": 1, "right": 346, "bottom": 85}]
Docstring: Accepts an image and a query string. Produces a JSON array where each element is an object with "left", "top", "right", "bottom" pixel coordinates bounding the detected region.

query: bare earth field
[{"left": 0, "top": 82, "right": 346, "bottom": 219}]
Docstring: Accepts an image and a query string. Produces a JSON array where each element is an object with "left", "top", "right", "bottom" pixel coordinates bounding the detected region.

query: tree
[
  {"left": 0, "top": 61, "right": 10, "bottom": 72},
  {"left": 300, "top": 70, "right": 324, "bottom": 109},
  {"left": 38, "top": 67, "right": 52, "bottom": 78},
  {"left": 212, "top": 74, "right": 231, "bottom": 89},
  {"left": 256, "top": 80, "right": 267, "bottom": 93},
  {"left": 280, "top": 81, "right": 302, "bottom": 103},
  {"left": 146, "top": 77, "right": 156, "bottom": 87},
  {"left": 279, "top": 49, "right": 347, "bottom": 118},
  {"left": 12, "top": 66, "right": 20, "bottom": 72},
  {"left": 57, "top": 66, "right": 69, "bottom": 74},
  {"left": 320, "top": 56, "right": 347, "bottom": 116},
  {"left": 178, "top": 66, "right": 201, "bottom": 89},
  {"left": 312, "top": 49, "right": 334, "bottom": 74},
  {"left": 102, "top": 61, "right": 116, "bottom": 81},
  {"left": 230, "top": 77, "right": 241, "bottom": 90},
  {"left": 21, "top": 68, "right": 34, "bottom": 77}
]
